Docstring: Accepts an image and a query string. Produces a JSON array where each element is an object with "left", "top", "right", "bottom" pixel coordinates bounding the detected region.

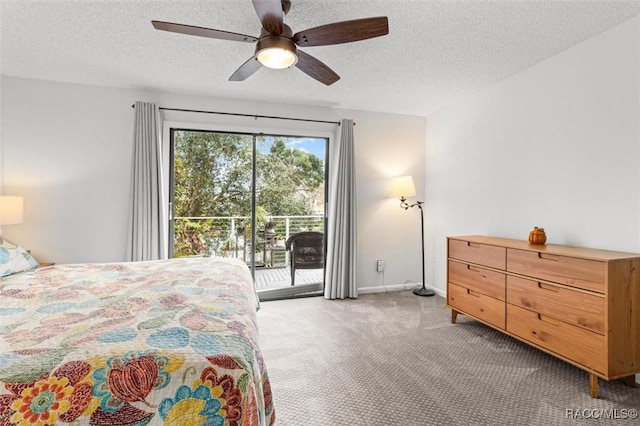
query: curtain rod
[{"left": 131, "top": 104, "right": 344, "bottom": 125}]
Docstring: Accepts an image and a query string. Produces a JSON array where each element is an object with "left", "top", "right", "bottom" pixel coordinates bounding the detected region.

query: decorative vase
[{"left": 528, "top": 227, "right": 547, "bottom": 245}]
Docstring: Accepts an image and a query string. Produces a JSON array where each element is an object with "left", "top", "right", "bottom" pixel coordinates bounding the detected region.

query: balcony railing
[{"left": 173, "top": 215, "right": 324, "bottom": 263}]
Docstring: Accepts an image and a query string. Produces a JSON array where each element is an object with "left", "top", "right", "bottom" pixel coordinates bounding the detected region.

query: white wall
[
  {"left": 0, "top": 77, "right": 4, "bottom": 192},
  {"left": 0, "top": 76, "right": 426, "bottom": 290},
  {"left": 2, "top": 78, "right": 136, "bottom": 262},
  {"left": 339, "top": 109, "right": 426, "bottom": 293},
  {"left": 425, "top": 16, "right": 640, "bottom": 293}
]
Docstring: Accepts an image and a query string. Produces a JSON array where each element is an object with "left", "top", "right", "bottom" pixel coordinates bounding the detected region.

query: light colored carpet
[{"left": 257, "top": 291, "right": 640, "bottom": 426}]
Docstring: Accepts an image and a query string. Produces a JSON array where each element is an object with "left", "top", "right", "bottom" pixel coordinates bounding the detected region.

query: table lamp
[{"left": 0, "top": 196, "right": 24, "bottom": 227}]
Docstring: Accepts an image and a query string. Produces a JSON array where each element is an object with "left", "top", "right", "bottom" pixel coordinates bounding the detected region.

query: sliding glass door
[{"left": 169, "top": 129, "right": 328, "bottom": 300}]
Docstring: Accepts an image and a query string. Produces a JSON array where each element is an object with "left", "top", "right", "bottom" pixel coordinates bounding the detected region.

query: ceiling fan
[{"left": 152, "top": 0, "right": 389, "bottom": 86}]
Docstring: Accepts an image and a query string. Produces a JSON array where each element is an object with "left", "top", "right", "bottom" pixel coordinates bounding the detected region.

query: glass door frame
[{"left": 167, "top": 126, "right": 330, "bottom": 298}]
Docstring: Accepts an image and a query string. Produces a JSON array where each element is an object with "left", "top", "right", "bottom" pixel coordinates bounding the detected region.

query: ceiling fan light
[
  {"left": 255, "top": 36, "right": 298, "bottom": 69},
  {"left": 257, "top": 47, "right": 297, "bottom": 69}
]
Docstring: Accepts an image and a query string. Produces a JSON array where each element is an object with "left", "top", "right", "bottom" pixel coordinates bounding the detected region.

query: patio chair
[{"left": 285, "top": 231, "right": 324, "bottom": 286}]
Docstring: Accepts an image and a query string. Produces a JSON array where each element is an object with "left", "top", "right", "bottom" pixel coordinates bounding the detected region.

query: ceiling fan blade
[
  {"left": 152, "top": 20, "right": 257, "bottom": 43},
  {"left": 295, "top": 50, "right": 340, "bottom": 86},
  {"left": 229, "top": 57, "right": 263, "bottom": 81},
  {"left": 293, "top": 17, "right": 389, "bottom": 47},
  {"left": 251, "top": 0, "right": 284, "bottom": 34}
]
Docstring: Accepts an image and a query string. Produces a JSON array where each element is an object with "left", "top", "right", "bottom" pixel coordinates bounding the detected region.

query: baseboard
[
  {"left": 358, "top": 283, "right": 408, "bottom": 294},
  {"left": 358, "top": 283, "right": 445, "bottom": 298}
]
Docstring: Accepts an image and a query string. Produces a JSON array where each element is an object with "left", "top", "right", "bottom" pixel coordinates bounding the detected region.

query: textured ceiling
[{"left": 1, "top": 0, "right": 640, "bottom": 116}]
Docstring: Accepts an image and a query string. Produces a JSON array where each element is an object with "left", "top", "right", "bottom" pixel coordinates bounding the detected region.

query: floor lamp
[{"left": 389, "top": 176, "right": 435, "bottom": 297}]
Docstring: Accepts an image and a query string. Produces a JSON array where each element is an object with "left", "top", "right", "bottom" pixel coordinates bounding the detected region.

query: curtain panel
[
  {"left": 324, "top": 119, "right": 357, "bottom": 299},
  {"left": 126, "top": 101, "right": 167, "bottom": 261}
]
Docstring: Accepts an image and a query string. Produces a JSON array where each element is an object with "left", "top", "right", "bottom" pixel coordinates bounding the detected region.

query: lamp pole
[{"left": 400, "top": 197, "right": 435, "bottom": 297}]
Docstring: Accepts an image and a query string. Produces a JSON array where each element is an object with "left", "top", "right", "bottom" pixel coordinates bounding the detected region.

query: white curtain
[
  {"left": 126, "top": 101, "right": 166, "bottom": 261},
  {"left": 324, "top": 119, "right": 357, "bottom": 299}
]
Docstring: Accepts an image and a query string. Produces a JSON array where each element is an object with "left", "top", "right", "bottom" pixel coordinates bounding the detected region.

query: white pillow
[{"left": 0, "top": 236, "right": 39, "bottom": 277}]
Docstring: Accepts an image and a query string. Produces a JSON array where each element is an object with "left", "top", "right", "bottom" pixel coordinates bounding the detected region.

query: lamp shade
[
  {"left": 389, "top": 176, "right": 417, "bottom": 199},
  {"left": 0, "top": 196, "right": 24, "bottom": 225},
  {"left": 257, "top": 47, "right": 297, "bottom": 69},
  {"left": 256, "top": 37, "right": 298, "bottom": 69}
]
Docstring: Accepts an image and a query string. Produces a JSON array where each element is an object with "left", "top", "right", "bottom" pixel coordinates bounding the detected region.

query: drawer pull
[
  {"left": 466, "top": 289, "right": 480, "bottom": 297},
  {"left": 537, "top": 282, "right": 559, "bottom": 292},
  {"left": 538, "top": 313, "right": 561, "bottom": 326},
  {"left": 537, "top": 252, "right": 558, "bottom": 261},
  {"left": 467, "top": 242, "right": 480, "bottom": 248},
  {"left": 467, "top": 265, "right": 481, "bottom": 274},
  {"left": 467, "top": 265, "right": 487, "bottom": 278}
]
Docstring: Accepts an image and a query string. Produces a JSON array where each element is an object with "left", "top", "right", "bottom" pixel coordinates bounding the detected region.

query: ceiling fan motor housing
[{"left": 255, "top": 24, "right": 298, "bottom": 69}]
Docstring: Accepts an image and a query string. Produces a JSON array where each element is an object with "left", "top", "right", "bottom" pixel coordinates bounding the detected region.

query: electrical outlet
[{"left": 376, "top": 260, "right": 385, "bottom": 272}]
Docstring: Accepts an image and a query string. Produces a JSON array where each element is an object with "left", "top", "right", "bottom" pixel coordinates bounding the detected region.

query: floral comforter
[{"left": 0, "top": 257, "right": 275, "bottom": 426}]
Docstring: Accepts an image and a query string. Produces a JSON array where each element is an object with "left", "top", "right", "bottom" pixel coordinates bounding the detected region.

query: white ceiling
[{"left": 1, "top": 0, "right": 640, "bottom": 117}]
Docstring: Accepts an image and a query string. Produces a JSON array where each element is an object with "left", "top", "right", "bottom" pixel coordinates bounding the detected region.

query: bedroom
[{"left": 1, "top": 0, "right": 640, "bottom": 424}]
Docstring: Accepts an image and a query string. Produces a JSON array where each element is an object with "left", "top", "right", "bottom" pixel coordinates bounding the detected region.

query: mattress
[{"left": 0, "top": 257, "right": 275, "bottom": 425}]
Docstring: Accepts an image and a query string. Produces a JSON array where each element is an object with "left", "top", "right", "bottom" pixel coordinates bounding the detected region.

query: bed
[{"left": 0, "top": 246, "right": 275, "bottom": 426}]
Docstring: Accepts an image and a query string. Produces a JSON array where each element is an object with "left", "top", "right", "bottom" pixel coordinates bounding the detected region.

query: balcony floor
[{"left": 254, "top": 266, "right": 324, "bottom": 290}]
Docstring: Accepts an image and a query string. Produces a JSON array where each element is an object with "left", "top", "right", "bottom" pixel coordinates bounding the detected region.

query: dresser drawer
[
  {"left": 507, "top": 304, "right": 605, "bottom": 373},
  {"left": 448, "top": 283, "right": 505, "bottom": 329},
  {"left": 449, "top": 239, "right": 506, "bottom": 270},
  {"left": 507, "top": 248, "right": 605, "bottom": 293},
  {"left": 449, "top": 260, "right": 505, "bottom": 301},
  {"left": 506, "top": 275, "right": 605, "bottom": 334}
]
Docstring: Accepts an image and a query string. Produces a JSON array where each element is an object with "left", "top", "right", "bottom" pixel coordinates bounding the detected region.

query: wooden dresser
[{"left": 446, "top": 235, "right": 640, "bottom": 398}]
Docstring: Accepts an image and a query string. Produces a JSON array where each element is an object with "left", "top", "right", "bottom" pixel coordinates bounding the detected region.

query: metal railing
[{"left": 173, "top": 215, "right": 324, "bottom": 262}]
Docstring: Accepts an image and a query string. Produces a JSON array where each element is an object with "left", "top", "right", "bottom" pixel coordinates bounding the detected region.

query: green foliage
[
  {"left": 173, "top": 131, "right": 325, "bottom": 257},
  {"left": 173, "top": 218, "right": 215, "bottom": 257},
  {"left": 174, "top": 132, "right": 253, "bottom": 218}
]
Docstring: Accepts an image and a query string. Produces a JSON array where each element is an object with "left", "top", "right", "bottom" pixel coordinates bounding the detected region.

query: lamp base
[{"left": 413, "top": 286, "right": 435, "bottom": 297}]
